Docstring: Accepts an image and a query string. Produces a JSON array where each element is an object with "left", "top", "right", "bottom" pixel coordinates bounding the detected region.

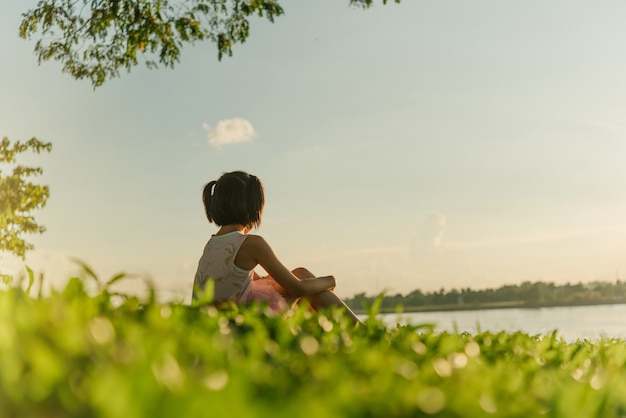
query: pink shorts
[{"left": 246, "top": 278, "right": 289, "bottom": 312}]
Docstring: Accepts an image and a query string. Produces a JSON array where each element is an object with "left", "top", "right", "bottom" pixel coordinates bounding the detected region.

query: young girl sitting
[{"left": 192, "top": 171, "right": 361, "bottom": 324}]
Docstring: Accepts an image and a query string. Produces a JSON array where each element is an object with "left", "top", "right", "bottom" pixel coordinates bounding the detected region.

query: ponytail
[{"left": 202, "top": 180, "right": 217, "bottom": 222}]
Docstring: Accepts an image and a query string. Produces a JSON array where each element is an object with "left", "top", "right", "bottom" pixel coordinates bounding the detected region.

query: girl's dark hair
[{"left": 202, "top": 171, "right": 265, "bottom": 229}]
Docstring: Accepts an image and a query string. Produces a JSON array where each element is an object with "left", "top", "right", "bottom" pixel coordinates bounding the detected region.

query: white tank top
[{"left": 192, "top": 231, "right": 253, "bottom": 303}]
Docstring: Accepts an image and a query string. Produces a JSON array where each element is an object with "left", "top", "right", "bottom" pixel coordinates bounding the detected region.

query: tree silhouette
[
  {"left": 0, "top": 137, "right": 52, "bottom": 258},
  {"left": 19, "top": 0, "right": 400, "bottom": 88}
]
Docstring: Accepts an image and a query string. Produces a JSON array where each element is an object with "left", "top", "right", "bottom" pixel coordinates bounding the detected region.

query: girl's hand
[{"left": 318, "top": 276, "right": 336, "bottom": 291}]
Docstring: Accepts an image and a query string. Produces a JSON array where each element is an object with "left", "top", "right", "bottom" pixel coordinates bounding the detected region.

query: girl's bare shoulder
[
  {"left": 241, "top": 234, "right": 278, "bottom": 259},
  {"left": 242, "top": 234, "right": 269, "bottom": 248}
]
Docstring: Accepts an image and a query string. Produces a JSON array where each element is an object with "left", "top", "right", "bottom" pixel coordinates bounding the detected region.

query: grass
[{"left": 1, "top": 270, "right": 626, "bottom": 417}]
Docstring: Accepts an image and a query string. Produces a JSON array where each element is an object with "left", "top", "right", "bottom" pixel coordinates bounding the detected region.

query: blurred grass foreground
[{"left": 1, "top": 269, "right": 626, "bottom": 418}]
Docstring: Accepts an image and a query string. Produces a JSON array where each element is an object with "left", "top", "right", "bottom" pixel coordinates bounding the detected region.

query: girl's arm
[{"left": 242, "top": 235, "right": 335, "bottom": 296}]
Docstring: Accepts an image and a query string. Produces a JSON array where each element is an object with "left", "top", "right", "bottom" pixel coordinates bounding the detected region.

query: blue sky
[{"left": 2, "top": 1, "right": 626, "bottom": 300}]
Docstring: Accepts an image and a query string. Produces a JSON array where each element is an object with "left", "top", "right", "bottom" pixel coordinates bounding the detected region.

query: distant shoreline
[{"left": 353, "top": 299, "right": 626, "bottom": 315}]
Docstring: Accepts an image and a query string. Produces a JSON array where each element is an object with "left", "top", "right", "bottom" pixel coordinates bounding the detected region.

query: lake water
[{"left": 374, "top": 303, "right": 626, "bottom": 341}]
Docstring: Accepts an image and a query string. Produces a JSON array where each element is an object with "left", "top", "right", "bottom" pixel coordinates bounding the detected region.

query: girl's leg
[{"left": 291, "top": 268, "right": 362, "bottom": 325}]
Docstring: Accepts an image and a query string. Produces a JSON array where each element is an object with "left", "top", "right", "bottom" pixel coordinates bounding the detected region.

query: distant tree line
[{"left": 345, "top": 280, "right": 626, "bottom": 312}]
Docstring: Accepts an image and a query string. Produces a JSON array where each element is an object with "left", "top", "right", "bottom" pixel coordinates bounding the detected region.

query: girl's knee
[{"left": 292, "top": 267, "right": 315, "bottom": 279}]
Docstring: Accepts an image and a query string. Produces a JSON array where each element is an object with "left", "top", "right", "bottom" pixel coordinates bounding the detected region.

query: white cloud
[
  {"left": 410, "top": 213, "right": 474, "bottom": 289},
  {"left": 203, "top": 118, "right": 256, "bottom": 147},
  {"left": 411, "top": 213, "right": 447, "bottom": 257}
]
